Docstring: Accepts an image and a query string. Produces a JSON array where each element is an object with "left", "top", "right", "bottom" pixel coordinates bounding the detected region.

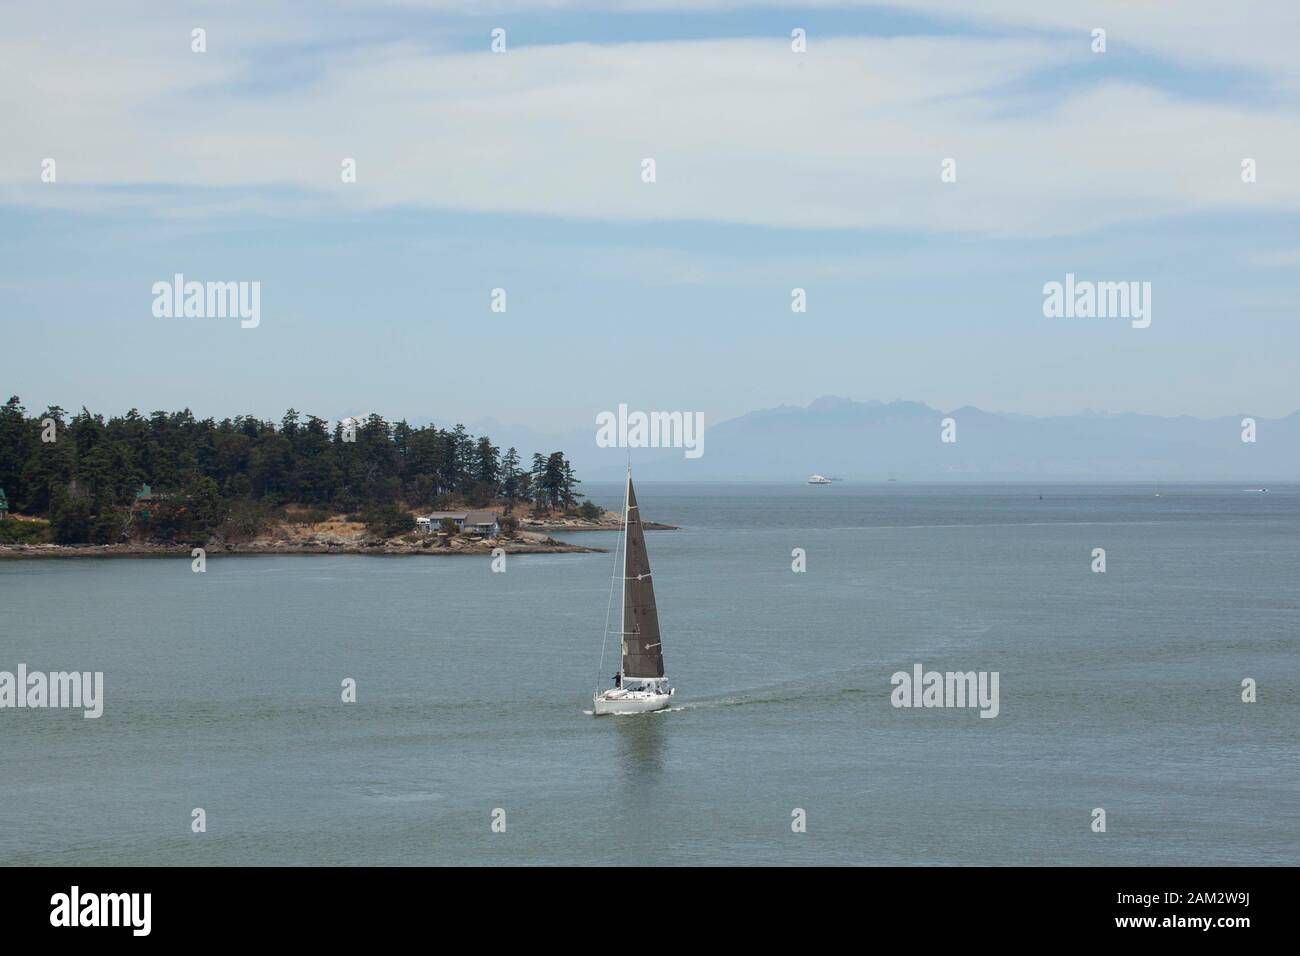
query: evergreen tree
[
  {"left": 0, "top": 398, "right": 583, "bottom": 545},
  {"left": 473, "top": 436, "right": 500, "bottom": 490},
  {"left": 560, "top": 456, "right": 580, "bottom": 510},
  {"left": 529, "top": 453, "right": 550, "bottom": 513},
  {"left": 500, "top": 447, "right": 521, "bottom": 513}
]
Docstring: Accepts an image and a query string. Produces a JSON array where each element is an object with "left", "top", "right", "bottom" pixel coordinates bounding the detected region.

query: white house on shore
[
  {"left": 417, "top": 510, "right": 500, "bottom": 536},
  {"left": 418, "top": 511, "right": 465, "bottom": 533},
  {"left": 462, "top": 511, "right": 500, "bottom": 536}
]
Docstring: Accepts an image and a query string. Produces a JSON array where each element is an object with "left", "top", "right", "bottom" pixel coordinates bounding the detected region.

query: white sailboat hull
[{"left": 592, "top": 688, "right": 673, "bottom": 715}]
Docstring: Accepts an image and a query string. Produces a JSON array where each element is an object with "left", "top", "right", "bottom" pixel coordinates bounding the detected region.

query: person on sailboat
[{"left": 613, "top": 671, "right": 622, "bottom": 689}]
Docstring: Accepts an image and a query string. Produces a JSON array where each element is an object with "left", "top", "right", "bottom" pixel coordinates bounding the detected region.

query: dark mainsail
[{"left": 621, "top": 477, "right": 665, "bottom": 678}]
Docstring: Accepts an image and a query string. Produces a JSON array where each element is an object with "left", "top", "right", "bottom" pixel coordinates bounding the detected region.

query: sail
[{"left": 621, "top": 477, "right": 665, "bottom": 678}]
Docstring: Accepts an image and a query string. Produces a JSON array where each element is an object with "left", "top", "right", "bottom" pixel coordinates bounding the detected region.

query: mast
[{"left": 619, "top": 462, "right": 629, "bottom": 659}]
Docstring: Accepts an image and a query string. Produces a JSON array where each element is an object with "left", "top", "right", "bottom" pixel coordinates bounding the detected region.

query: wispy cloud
[
  {"left": 2, "top": 2, "right": 1298, "bottom": 238},
  {"left": 1246, "top": 247, "right": 1300, "bottom": 269}
]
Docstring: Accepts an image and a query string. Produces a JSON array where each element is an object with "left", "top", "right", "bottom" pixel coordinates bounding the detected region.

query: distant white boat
[{"left": 807, "top": 474, "right": 832, "bottom": 485}]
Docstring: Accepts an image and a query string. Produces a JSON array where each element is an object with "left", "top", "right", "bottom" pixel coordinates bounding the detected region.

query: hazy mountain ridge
[{"left": 580, "top": 398, "right": 1300, "bottom": 481}]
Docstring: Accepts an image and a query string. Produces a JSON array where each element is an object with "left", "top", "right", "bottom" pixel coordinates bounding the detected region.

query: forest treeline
[{"left": 0, "top": 397, "right": 584, "bottom": 545}]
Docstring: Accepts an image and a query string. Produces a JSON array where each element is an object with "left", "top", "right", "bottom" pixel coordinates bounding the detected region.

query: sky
[{"left": 1, "top": 0, "right": 1298, "bottom": 433}]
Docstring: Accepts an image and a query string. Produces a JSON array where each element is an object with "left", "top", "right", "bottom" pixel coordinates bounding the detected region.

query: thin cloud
[{"left": 2, "top": 8, "right": 1297, "bottom": 237}]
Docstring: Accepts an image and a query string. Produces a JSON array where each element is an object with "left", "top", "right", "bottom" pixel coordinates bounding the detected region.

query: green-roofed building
[{"left": 133, "top": 483, "right": 159, "bottom": 519}]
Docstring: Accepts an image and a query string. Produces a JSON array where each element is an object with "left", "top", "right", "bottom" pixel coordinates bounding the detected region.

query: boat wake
[{"left": 659, "top": 684, "right": 873, "bottom": 714}]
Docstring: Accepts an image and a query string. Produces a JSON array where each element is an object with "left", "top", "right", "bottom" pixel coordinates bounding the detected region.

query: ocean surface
[{"left": 2, "top": 482, "right": 1297, "bottom": 866}]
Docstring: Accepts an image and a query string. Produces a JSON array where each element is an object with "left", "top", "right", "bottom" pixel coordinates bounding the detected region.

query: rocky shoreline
[
  {"left": 0, "top": 507, "right": 677, "bottom": 560},
  {"left": 521, "top": 514, "right": 678, "bottom": 533},
  {"left": 0, "top": 535, "right": 601, "bottom": 559}
]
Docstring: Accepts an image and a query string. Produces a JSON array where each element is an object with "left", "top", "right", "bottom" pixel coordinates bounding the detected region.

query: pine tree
[
  {"left": 560, "top": 456, "right": 580, "bottom": 510},
  {"left": 501, "top": 447, "right": 521, "bottom": 513}
]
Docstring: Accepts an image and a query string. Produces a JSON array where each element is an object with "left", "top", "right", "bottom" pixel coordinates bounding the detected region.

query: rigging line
[
  {"left": 596, "top": 478, "right": 627, "bottom": 692},
  {"left": 596, "top": 528, "right": 619, "bottom": 692}
]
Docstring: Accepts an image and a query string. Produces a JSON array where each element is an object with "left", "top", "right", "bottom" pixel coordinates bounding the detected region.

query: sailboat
[{"left": 592, "top": 466, "right": 674, "bottom": 716}]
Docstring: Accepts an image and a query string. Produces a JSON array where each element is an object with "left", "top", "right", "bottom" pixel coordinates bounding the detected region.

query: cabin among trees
[
  {"left": 132, "top": 482, "right": 164, "bottom": 519},
  {"left": 0, "top": 396, "right": 583, "bottom": 546}
]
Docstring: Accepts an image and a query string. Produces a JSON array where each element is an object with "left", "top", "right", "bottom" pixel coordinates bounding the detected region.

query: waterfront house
[
  {"left": 463, "top": 511, "right": 500, "bottom": 536},
  {"left": 417, "top": 510, "right": 501, "bottom": 536},
  {"left": 423, "top": 511, "right": 468, "bottom": 532}
]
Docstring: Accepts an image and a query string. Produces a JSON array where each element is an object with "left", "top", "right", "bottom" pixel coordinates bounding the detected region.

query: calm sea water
[{"left": 2, "top": 483, "right": 1297, "bottom": 866}]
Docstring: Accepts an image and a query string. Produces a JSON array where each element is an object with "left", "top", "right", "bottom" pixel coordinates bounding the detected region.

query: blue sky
[{"left": 2, "top": 1, "right": 1298, "bottom": 432}]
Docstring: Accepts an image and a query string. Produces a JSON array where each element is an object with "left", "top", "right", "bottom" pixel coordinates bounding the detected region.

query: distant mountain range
[{"left": 473, "top": 397, "right": 1300, "bottom": 482}]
